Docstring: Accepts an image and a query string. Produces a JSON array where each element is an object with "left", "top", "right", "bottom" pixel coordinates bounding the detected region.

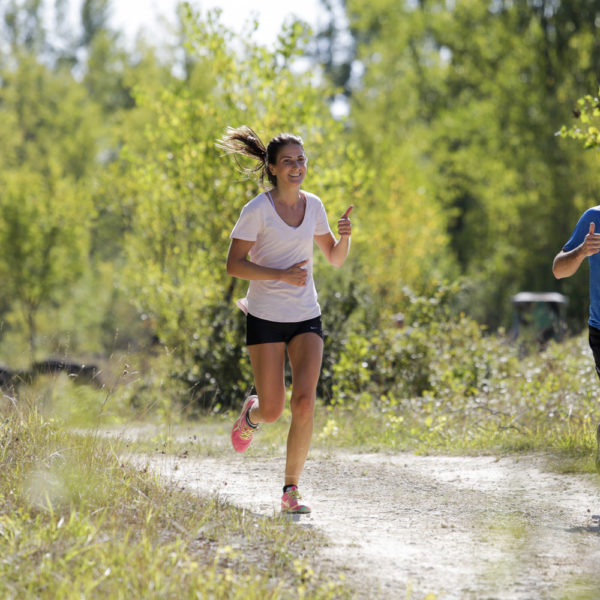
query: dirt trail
[{"left": 114, "top": 426, "right": 600, "bottom": 599}]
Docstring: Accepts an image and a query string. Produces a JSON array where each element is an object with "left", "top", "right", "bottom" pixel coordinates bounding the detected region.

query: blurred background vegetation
[{"left": 1, "top": 0, "right": 600, "bottom": 419}]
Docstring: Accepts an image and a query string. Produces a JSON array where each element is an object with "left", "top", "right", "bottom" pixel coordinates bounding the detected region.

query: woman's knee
[
  {"left": 258, "top": 397, "right": 285, "bottom": 423},
  {"left": 290, "top": 392, "right": 315, "bottom": 420}
]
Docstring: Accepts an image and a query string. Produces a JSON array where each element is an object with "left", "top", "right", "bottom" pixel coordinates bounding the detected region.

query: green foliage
[
  {"left": 327, "top": 281, "right": 487, "bottom": 404},
  {"left": 0, "top": 4, "right": 176, "bottom": 362},
  {"left": 317, "top": 299, "right": 599, "bottom": 459},
  {"left": 0, "top": 53, "right": 101, "bottom": 179},
  {"left": 0, "top": 170, "right": 92, "bottom": 354},
  {"left": 116, "top": 7, "right": 371, "bottom": 407},
  {"left": 0, "top": 407, "right": 351, "bottom": 599},
  {"left": 0, "top": 49, "right": 103, "bottom": 357},
  {"left": 324, "top": 0, "right": 600, "bottom": 328},
  {"left": 559, "top": 90, "right": 600, "bottom": 149},
  {"left": 4, "top": 0, "right": 600, "bottom": 421}
]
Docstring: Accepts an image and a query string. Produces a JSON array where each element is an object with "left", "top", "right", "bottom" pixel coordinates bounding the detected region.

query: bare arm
[
  {"left": 553, "top": 248, "right": 587, "bottom": 279},
  {"left": 226, "top": 238, "right": 309, "bottom": 286},
  {"left": 315, "top": 206, "right": 353, "bottom": 268},
  {"left": 553, "top": 221, "right": 600, "bottom": 279}
]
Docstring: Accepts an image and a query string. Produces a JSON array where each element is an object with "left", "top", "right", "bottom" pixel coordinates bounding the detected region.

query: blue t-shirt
[{"left": 563, "top": 205, "right": 600, "bottom": 329}]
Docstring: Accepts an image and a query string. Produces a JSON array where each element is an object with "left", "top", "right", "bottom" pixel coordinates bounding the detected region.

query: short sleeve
[
  {"left": 231, "top": 202, "right": 260, "bottom": 241},
  {"left": 314, "top": 197, "right": 332, "bottom": 236}
]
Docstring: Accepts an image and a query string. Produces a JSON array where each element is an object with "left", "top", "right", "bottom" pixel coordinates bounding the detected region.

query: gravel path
[{"left": 113, "top": 425, "right": 600, "bottom": 599}]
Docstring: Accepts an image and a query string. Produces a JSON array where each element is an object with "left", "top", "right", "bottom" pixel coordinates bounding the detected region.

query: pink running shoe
[
  {"left": 281, "top": 486, "right": 311, "bottom": 514},
  {"left": 231, "top": 395, "right": 258, "bottom": 453}
]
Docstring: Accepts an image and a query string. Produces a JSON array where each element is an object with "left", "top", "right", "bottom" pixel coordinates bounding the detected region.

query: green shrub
[{"left": 314, "top": 281, "right": 599, "bottom": 456}]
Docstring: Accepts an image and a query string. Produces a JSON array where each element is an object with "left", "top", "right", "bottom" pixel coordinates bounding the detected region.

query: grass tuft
[{"left": 0, "top": 405, "right": 352, "bottom": 599}]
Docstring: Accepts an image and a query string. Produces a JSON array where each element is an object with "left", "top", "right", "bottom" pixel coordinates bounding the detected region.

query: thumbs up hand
[
  {"left": 337, "top": 206, "right": 353, "bottom": 237},
  {"left": 583, "top": 221, "right": 600, "bottom": 257}
]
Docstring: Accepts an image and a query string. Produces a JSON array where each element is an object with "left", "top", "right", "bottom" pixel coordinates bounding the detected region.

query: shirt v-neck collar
[{"left": 265, "top": 190, "right": 306, "bottom": 229}]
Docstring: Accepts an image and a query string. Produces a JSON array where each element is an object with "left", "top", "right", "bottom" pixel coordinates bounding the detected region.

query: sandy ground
[{"left": 109, "top": 425, "right": 600, "bottom": 600}]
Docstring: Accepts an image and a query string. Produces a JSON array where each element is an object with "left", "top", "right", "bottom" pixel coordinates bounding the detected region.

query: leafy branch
[{"left": 558, "top": 90, "right": 600, "bottom": 149}]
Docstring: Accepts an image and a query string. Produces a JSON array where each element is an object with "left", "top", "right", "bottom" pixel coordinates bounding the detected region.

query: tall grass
[
  {"left": 0, "top": 405, "right": 351, "bottom": 599},
  {"left": 2, "top": 315, "right": 599, "bottom": 598},
  {"left": 315, "top": 328, "right": 600, "bottom": 467}
]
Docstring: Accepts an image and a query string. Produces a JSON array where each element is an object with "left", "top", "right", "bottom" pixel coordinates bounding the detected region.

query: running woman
[{"left": 217, "top": 126, "right": 353, "bottom": 514}]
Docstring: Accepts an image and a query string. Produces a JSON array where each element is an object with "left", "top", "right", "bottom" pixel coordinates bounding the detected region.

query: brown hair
[{"left": 217, "top": 126, "right": 304, "bottom": 187}]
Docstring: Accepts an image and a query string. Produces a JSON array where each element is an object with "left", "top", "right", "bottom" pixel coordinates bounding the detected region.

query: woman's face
[{"left": 269, "top": 143, "right": 307, "bottom": 187}]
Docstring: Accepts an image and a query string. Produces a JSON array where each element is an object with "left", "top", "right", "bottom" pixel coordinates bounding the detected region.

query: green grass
[
  {"left": 10, "top": 324, "right": 600, "bottom": 468},
  {"left": 311, "top": 404, "right": 598, "bottom": 457},
  {"left": 0, "top": 407, "right": 352, "bottom": 600},
  {"left": 312, "top": 331, "right": 600, "bottom": 472},
  {"left": 3, "top": 326, "right": 600, "bottom": 598}
]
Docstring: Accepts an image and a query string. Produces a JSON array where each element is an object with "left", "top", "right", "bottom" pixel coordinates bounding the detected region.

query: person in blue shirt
[{"left": 553, "top": 207, "right": 600, "bottom": 471}]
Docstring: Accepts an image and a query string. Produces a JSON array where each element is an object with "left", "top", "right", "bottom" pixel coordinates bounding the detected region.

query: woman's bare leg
[
  {"left": 284, "top": 332, "right": 323, "bottom": 486},
  {"left": 248, "top": 342, "right": 287, "bottom": 424}
]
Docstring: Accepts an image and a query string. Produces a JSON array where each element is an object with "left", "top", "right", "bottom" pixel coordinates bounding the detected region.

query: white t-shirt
[{"left": 230, "top": 191, "right": 333, "bottom": 322}]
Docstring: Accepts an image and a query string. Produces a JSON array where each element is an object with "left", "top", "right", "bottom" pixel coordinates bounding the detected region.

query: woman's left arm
[{"left": 314, "top": 206, "right": 353, "bottom": 267}]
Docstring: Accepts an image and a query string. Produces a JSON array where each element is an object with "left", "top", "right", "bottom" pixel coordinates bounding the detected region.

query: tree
[
  {"left": 560, "top": 91, "right": 600, "bottom": 150},
  {"left": 318, "top": 0, "right": 600, "bottom": 328},
  {"left": 0, "top": 170, "right": 91, "bottom": 354},
  {"left": 1, "top": 0, "right": 47, "bottom": 56},
  {"left": 116, "top": 6, "right": 371, "bottom": 406},
  {"left": 0, "top": 48, "right": 98, "bottom": 355}
]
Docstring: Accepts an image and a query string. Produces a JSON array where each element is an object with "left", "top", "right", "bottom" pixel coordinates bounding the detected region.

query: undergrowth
[
  {"left": 317, "top": 329, "right": 599, "bottom": 469},
  {"left": 0, "top": 406, "right": 351, "bottom": 599}
]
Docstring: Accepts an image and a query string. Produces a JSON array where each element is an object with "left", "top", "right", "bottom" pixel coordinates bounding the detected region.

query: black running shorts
[
  {"left": 246, "top": 313, "right": 323, "bottom": 346},
  {"left": 589, "top": 325, "right": 600, "bottom": 380}
]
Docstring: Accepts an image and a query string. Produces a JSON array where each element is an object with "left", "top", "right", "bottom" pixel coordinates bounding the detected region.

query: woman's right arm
[{"left": 226, "top": 238, "right": 308, "bottom": 286}]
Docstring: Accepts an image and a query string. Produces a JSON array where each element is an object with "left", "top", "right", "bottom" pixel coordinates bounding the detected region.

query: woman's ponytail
[
  {"left": 216, "top": 126, "right": 270, "bottom": 186},
  {"left": 217, "top": 126, "right": 304, "bottom": 187}
]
